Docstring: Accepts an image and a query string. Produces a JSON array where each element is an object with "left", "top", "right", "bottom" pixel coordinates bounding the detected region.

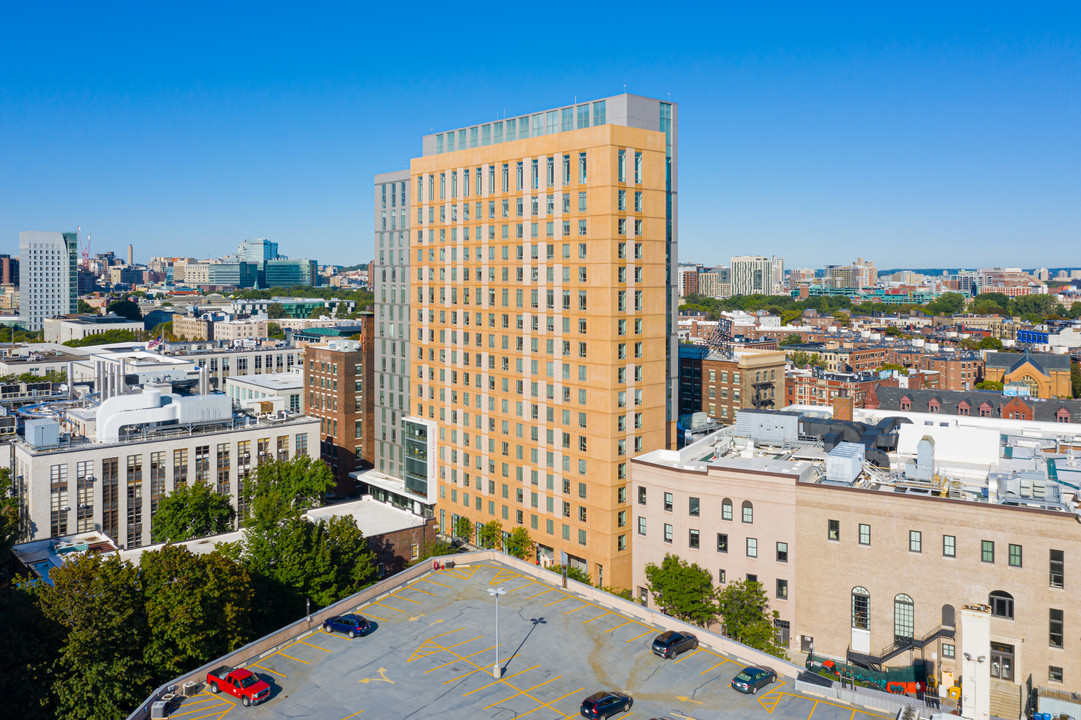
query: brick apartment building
[{"left": 302, "top": 321, "right": 375, "bottom": 496}]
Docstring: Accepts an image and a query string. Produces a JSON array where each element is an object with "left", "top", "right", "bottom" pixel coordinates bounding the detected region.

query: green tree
[
  {"left": 63, "top": 328, "right": 141, "bottom": 347},
  {"left": 832, "top": 311, "right": 851, "bottom": 327},
  {"left": 267, "top": 322, "right": 285, "bottom": 339},
  {"left": 148, "top": 320, "right": 175, "bottom": 342},
  {"left": 0, "top": 585, "right": 63, "bottom": 719},
  {"left": 308, "top": 305, "right": 327, "bottom": 319},
  {"left": 716, "top": 579, "right": 788, "bottom": 659},
  {"left": 454, "top": 515, "right": 474, "bottom": 543},
  {"left": 504, "top": 527, "right": 533, "bottom": 560},
  {"left": 478, "top": 520, "right": 503, "bottom": 549},
  {"left": 34, "top": 553, "right": 152, "bottom": 720},
  {"left": 779, "top": 333, "right": 803, "bottom": 346},
  {"left": 883, "top": 325, "right": 904, "bottom": 337},
  {"left": 106, "top": 297, "right": 142, "bottom": 322},
  {"left": 1073, "top": 362, "right": 1081, "bottom": 399},
  {"left": 151, "top": 480, "right": 237, "bottom": 543},
  {"left": 875, "top": 363, "right": 909, "bottom": 377},
  {"left": 266, "top": 302, "right": 287, "bottom": 319},
  {"left": 925, "top": 292, "right": 966, "bottom": 316},
  {"left": 808, "top": 353, "right": 826, "bottom": 368},
  {"left": 0, "top": 468, "right": 21, "bottom": 563},
  {"left": 789, "top": 350, "right": 810, "bottom": 368},
  {"left": 139, "top": 545, "right": 254, "bottom": 679},
  {"left": 976, "top": 380, "right": 1004, "bottom": 391},
  {"left": 780, "top": 309, "right": 802, "bottom": 326},
  {"left": 643, "top": 553, "right": 718, "bottom": 625},
  {"left": 335, "top": 301, "right": 351, "bottom": 318},
  {"left": 977, "top": 336, "right": 1004, "bottom": 351},
  {"left": 244, "top": 455, "right": 334, "bottom": 530},
  {"left": 548, "top": 564, "right": 591, "bottom": 584},
  {"left": 77, "top": 299, "right": 95, "bottom": 314},
  {"left": 971, "top": 299, "right": 1007, "bottom": 316}
]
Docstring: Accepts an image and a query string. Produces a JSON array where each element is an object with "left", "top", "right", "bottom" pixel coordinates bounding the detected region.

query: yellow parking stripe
[
  {"left": 603, "top": 619, "right": 633, "bottom": 633},
  {"left": 482, "top": 676, "right": 561, "bottom": 709},
  {"left": 276, "top": 650, "right": 310, "bottom": 664},
  {"left": 168, "top": 703, "right": 228, "bottom": 718},
  {"left": 700, "top": 660, "right": 730, "bottom": 674},
  {"left": 299, "top": 640, "right": 331, "bottom": 652},
  {"left": 462, "top": 665, "right": 541, "bottom": 696},
  {"left": 625, "top": 630, "right": 654, "bottom": 642},
  {"left": 673, "top": 648, "right": 702, "bottom": 664},
  {"left": 426, "top": 644, "right": 498, "bottom": 673},
  {"left": 543, "top": 594, "right": 572, "bottom": 607},
  {"left": 417, "top": 577, "right": 451, "bottom": 588},
  {"left": 248, "top": 662, "right": 287, "bottom": 678},
  {"left": 562, "top": 604, "right": 587, "bottom": 615},
  {"left": 390, "top": 592, "right": 422, "bottom": 604}
]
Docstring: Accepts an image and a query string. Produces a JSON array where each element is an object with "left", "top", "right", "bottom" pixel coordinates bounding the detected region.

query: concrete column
[{"left": 960, "top": 604, "right": 990, "bottom": 720}]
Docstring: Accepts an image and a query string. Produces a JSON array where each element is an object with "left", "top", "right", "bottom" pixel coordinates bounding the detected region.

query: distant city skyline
[{"left": 1, "top": 4, "right": 1078, "bottom": 267}]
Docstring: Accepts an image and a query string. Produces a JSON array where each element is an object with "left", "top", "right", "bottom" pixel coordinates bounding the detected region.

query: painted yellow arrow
[
  {"left": 429, "top": 618, "right": 444, "bottom": 625},
  {"left": 358, "top": 668, "right": 394, "bottom": 684},
  {"left": 677, "top": 696, "right": 703, "bottom": 704},
  {"left": 409, "top": 613, "right": 427, "bottom": 621}
]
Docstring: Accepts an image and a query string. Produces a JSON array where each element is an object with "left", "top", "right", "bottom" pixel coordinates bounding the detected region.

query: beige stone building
[
  {"left": 173, "top": 314, "right": 212, "bottom": 341},
  {"left": 213, "top": 318, "right": 268, "bottom": 342}
]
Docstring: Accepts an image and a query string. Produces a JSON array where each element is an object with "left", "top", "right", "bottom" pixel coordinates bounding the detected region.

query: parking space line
[
  {"left": 483, "top": 676, "right": 562, "bottom": 709},
  {"left": 562, "top": 604, "right": 587, "bottom": 615},
  {"left": 299, "top": 639, "right": 332, "bottom": 652},
  {"left": 426, "top": 644, "right": 498, "bottom": 673},
  {"left": 807, "top": 700, "right": 818, "bottom": 719},
  {"left": 248, "top": 662, "right": 287, "bottom": 678},
  {"left": 389, "top": 592, "right": 422, "bottom": 604},
  {"left": 602, "top": 619, "right": 631, "bottom": 632},
  {"left": 583, "top": 611, "right": 613, "bottom": 624},
  {"left": 405, "top": 583, "right": 437, "bottom": 596},
  {"left": 444, "top": 664, "right": 491, "bottom": 685},
  {"left": 505, "top": 580, "right": 540, "bottom": 593},
  {"left": 372, "top": 601, "right": 407, "bottom": 613},
  {"left": 276, "top": 650, "right": 310, "bottom": 664},
  {"left": 417, "top": 577, "right": 451, "bottom": 588},
  {"left": 180, "top": 709, "right": 232, "bottom": 720},
  {"left": 699, "top": 660, "right": 730, "bottom": 675},
  {"left": 168, "top": 702, "right": 228, "bottom": 718},
  {"left": 526, "top": 587, "right": 553, "bottom": 600},
  {"left": 673, "top": 648, "right": 702, "bottom": 664},
  {"left": 440, "top": 635, "right": 485, "bottom": 652},
  {"left": 462, "top": 665, "right": 541, "bottom": 696},
  {"left": 341, "top": 711, "right": 364, "bottom": 719},
  {"left": 543, "top": 595, "right": 573, "bottom": 607},
  {"left": 625, "top": 630, "right": 654, "bottom": 642}
]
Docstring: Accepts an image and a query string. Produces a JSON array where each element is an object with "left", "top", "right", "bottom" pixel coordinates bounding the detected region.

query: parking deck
[{"left": 161, "top": 562, "right": 890, "bottom": 720}]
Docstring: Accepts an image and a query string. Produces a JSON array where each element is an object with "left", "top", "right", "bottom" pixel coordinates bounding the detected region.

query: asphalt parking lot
[{"left": 163, "top": 562, "right": 890, "bottom": 720}]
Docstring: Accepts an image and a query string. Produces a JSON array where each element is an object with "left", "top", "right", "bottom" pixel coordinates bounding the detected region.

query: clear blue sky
[{"left": 1, "top": 3, "right": 1078, "bottom": 269}]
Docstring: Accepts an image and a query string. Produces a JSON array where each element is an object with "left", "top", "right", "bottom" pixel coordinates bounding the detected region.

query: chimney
[
  {"left": 832, "top": 389, "right": 854, "bottom": 422},
  {"left": 127, "top": 244, "right": 133, "bottom": 266}
]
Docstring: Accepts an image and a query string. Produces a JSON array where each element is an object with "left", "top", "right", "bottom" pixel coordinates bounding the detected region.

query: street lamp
[
  {"left": 488, "top": 586, "right": 506, "bottom": 678},
  {"left": 963, "top": 652, "right": 986, "bottom": 719}
]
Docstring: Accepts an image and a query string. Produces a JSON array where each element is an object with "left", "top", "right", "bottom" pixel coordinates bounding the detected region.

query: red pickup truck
[{"left": 206, "top": 666, "right": 271, "bottom": 706}]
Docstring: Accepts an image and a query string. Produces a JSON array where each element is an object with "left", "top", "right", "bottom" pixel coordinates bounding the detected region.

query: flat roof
[
  {"left": 227, "top": 372, "right": 303, "bottom": 392},
  {"left": 140, "top": 559, "right": 888, "bottom": 720}
]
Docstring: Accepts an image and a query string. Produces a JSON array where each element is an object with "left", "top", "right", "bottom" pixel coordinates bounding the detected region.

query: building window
[
  {"left": 689, "top": 496, "right": 700, "bottom": 516},
  {"left": 1050, "top": 609, "right": 1064, "bottom": 648},
  {"left": 858, "top": 523, "right": 870, "bottom": 546},
  {"left": 717, "top": 533, "right": 728, "bottom": 553},
  {"left": 982, "top": 540, "right": 995, "bottom": 563},
  {"left": 942, "top": 643, "right": 955, "bottom": 659},
  {"left": 909, "top": 530, "right": 922, "bottom": 553},
  {"left": 637, "top": 517, "right": 646, "bottom": 536},
  {"left": 776, "top": 541, "right": 788, "bottom": 562},
  {"left": 990, "top": 642, "right": 1014, "bottom": 681},
  {"left": 852, "top": 586, "right": 870, "bottom": 629},
  {"left": 828, "top": 519, "right": 840, "bottom": 541},
  {"left": 721, "top": 498, "right": 732, "bottom": 521},
  {"left": 776, "top": 579, "right": 788, "bottom": 600},
  {"left": 746, "top": 537, "right": 757, "bottom": 558},
  {"left": 718, "top": 569, "right": 726, "bottom": 583},
  {"left": 943, "top": 535, "right": 956, "bottom": 557},
  {"left": 741, "top": 501, "right": 753, "bottom": 524},
  {"left": 1050, "top": 666, "right": 1064, "bottom": 683},
  {"left": 989, "top": 590, "right": 1014, "bottom": 620},
  {"left": 1050, "top": 549, "right": 1064, "bottom": 588},
  {"left": 894, "top": 594, "right": 914, "bottom": 642},
  {"left": 663, "top": 523, "right": 673, "bottom": 543},
  {"left": 638, "top": 486, "right": 646, "bottom": 505},
  {"left": 663, "top": 492, "right": 673, "bottom": 512},
  {"left": 689, "top": 529, "right": 700, "bottom": 549},
  {"left": 1008, "top": 543, "right": 1022, "bottom": 567}
]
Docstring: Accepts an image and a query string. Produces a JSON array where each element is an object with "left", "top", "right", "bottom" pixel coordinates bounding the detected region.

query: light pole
[
  {"left": 488, "top": 586, "right": 506, "bottom": 678},
  {"left": 963, "top": 652, "right": 986, "bottom": 720}
]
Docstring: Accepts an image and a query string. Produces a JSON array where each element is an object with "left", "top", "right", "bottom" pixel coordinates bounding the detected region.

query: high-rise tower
[
  {"left": 19, "top": 231, "right": 78, "bottom": 331},
  {"left": 373, "top": 94, "right": 677, "bottom": 588}
]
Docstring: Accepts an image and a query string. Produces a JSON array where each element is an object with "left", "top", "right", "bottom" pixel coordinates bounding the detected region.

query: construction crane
[{"left": 81, "top": 233, "right": 91, "bottom": 270}]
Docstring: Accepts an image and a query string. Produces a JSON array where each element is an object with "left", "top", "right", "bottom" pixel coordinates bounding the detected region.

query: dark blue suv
[
  {"left": 322, "top": 613, "right": 370, "bottom": 638},
  {"left": 580, "top": 691, "right": 631, "bottom": 718}
]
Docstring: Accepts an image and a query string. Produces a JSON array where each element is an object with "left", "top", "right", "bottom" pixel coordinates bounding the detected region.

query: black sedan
[
  {"left": 580, "top": 690, "right": 632, "bottom": 718},
  {"left": 651, "top": 630, "right": 699, "bottom": 659},
  {"left": 322, "top": 613, "right": 370, "bottom": 638},
  {"left": 730, "top": 666, "right": 777, "bottom": 694}
]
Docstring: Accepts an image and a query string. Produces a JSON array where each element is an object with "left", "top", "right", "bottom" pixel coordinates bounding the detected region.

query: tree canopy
[
  {"left": 716, "top": 579, "right": 788, "bottom": 659},
  {"left": 106, "top": 298, "right": 142, "bottom": 322},
  {"left": 644, "top": 553, "right": 718, "bottom": 625},
  {"left": 243, "top": 455, "right": 334, "bottom": 531},
  {"left": 63, "top": 329, "right": 142, "bottom": 347},
  {"left": 151, "top": 480, "right": 236, "bottom": 543},
  {"left": 504, "top": 526, "right": 533, "bottom": 560}
]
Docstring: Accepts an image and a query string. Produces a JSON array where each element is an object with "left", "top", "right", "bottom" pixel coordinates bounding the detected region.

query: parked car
[
  {"left": 651, "top": 630, "right": 699, "bottom": 659},
  {"left": 206, "top": 667, "right": 271, "bottom": 706},
  {"left": 323, "top": 613, "right": 370, "bottom": 638},
  {"left": 730, "top": 666, "right": 777, "bottom": 694},
  {"left": 580, "top": 690, "right": 632, "bottom": 718}
]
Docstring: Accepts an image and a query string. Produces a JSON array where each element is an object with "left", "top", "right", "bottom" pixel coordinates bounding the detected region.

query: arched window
[
  {"left": 941, "top": 604, "right": 956, "bottom": 629},
  {"left": 894, "top": 594, "right": 914, "bottom": 641},
  {"left": 742, "top": 501, "right": 753, "bottom": 524},
  {"left": 1020, "top": 375, "right": 1040, "bottom": 398},
  {"left": 989, "top": 591, "right": 1014, "bottom": 620},
  {"left": 721, "top": 498, "right": 733, "bottom": 521},
  {"left": 851, "top": 587, "right": 870, "bottom": 629}
]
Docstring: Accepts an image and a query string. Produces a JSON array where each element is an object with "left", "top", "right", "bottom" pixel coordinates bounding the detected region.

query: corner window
[{"left": 637, "top": 486, "right": 646, "bottom": 505}]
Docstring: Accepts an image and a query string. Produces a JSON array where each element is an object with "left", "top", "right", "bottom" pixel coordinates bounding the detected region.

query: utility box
[{"left": 150, "top": 700, "right": 166, "bottom": 719}]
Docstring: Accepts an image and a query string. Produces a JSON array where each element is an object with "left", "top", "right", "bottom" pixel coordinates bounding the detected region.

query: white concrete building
[
  {"left": 43, "top": 314, "right": 144, "bottom": 344},
  {"left": 225, "top": 370, "right": 303, "bottom": 413},
  {"left": 19, "top": 231, "right": 79, "bottom": 331}
]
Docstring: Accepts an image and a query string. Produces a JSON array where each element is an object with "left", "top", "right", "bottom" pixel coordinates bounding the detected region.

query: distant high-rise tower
[
  {"left": 731, "top": 255, "right": 783, "bottom": 296},
  {"left": 371, "top": 93, "right": 678, "bottom": 589},
  {"left": 19, "top": 231, "right": 79, "bottom": 331},
  {"left": 127, "top": 244, "right": 133, "bottom": 266},
  {"left": 237, "top": 238, "right": 280, "bottom": 263}
]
